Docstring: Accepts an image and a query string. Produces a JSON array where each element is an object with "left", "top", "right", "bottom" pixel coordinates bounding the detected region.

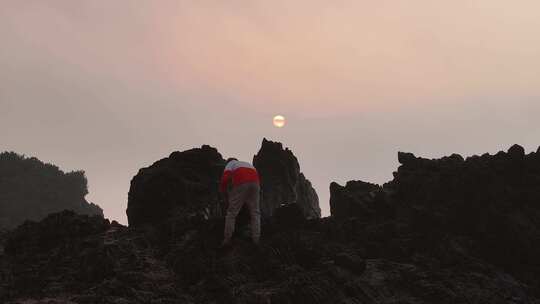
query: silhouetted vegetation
[{"left": 0, "top": 152, "right": 102, "bottom": 229}]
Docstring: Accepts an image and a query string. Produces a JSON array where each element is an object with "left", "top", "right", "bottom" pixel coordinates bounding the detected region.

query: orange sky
[{"left": 1, "top": 1, "right": 540, "bottom": 223}]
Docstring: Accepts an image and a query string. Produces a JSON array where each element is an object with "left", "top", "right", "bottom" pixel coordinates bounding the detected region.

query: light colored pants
[{"left": 223, "top": 182, "right": 261, "bottom": 243}]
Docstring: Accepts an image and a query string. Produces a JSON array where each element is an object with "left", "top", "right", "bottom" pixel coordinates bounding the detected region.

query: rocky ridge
[
  {"left": 330, "top": 144, "right": 540, "bottom": 293},
  {"left": 1, "top": 143, "right": 540, "bottom": 304}
]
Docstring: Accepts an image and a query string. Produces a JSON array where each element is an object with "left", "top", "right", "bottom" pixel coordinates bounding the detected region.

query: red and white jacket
[{"left": 220, "top": 160, "right": 260, "bottom": 193}]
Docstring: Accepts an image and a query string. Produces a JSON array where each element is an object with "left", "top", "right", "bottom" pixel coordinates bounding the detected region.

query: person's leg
[
  {"left": 223, "top": 184, "right": 247, "bottom": 244},
  {"left": 246, "top": 183, "right": 261, "bottom": 244}
]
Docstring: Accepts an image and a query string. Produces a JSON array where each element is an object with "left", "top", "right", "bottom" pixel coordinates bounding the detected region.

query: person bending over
[{"left": 220, "top": 158, "right": 261, "bottom": 246}]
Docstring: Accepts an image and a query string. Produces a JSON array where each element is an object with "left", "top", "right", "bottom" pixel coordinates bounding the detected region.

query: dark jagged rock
[
  {"left": 330, "top": 181, "right": 383, "bottom": 219},
  {"left": 0, "top": 152, "right": 103, "bottom": 229},
  {"left": 127, "top": 140, "right": 321, "bottom": 229},
  {"left": 295, "top": 173, "right": 321, "bottom": 218},
  {"left": 3, "top": 144, "right": 540, "bottom": 303},
  {"left": 253, "top": 138, "right": 321, "bottom": 219},
  {"left": 3, "top": 207, "right": 537, "bottom": 304},
  {"left": 1, "top": 211, "right": 190, "bottom": 303},
  {"left": 397, "top": 151, "right": 416, "bottom": 166},
  {"left": 331, "top": 144, "right": 540, "bottom": 295},
  {"left": 5, "top": 210, "right": 110, "bottom": 257},
  {"left": 127, "top": 145, "right": 226, "bottom": 227}
]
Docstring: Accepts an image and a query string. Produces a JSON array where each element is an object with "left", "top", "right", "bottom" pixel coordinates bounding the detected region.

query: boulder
[{"left": 127, "top": 145, "right": 225, "bottom": 227}]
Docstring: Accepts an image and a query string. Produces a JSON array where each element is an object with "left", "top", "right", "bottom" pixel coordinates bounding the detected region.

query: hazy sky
[{"left": 2, "top": 1, "right": 539, "bottom": 223}]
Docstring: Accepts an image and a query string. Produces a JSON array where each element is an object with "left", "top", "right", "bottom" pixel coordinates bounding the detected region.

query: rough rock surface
[
  {"left": 2, "top": 144, "right": 540, "bottom": 303},
  {"left": 127, "top": 140, "right": 320, "bottom": 229},
  {"left": 253, "top": 138, "right": 321, "bottom": 219},
  {"left": 2, "top": 207, "right": 538, "bottom": 303},
  {"left": 127, "top": 145, "right": 226, "bottom": 227},
  {"left": 331, "top": 144, "right": 540, "bottom": 296},
  {"left": 0, "top": 211, "right": 189, "bottom": 304},
  {"left": 330, "top": 180, "right": 384, "bottom": 219},
  {"left": 0, "top": 152, "right": 103, "bottom": 229}
]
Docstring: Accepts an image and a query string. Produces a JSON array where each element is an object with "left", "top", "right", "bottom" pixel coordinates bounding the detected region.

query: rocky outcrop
[
  {"left": 331, "top": 144, "right": 540, "bottom": 293},
  {"left": 5, "top": 144, "right": 539, "bottom": 303},
  {"left": 127, "top": 140, "right": 321, "bottom": 229},
  {"left": 253, "top": 138, "right": 321, "bottom": 219},
  {"left": 1, "top": 211, "right": 189, "bottom": 303},
  {"left": 127, "top": 145, "right": 226, "bottom": 227},
  {"left": 0, "top": 152, "right": 103, "bottom": 229}
]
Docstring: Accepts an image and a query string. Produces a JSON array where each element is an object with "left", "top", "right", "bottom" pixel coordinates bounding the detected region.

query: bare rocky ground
[{"left": 1, "top": 209, "right": 536, "bottom": 304}]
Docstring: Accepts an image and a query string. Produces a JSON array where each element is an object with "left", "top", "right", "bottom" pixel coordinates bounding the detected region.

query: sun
[{"left": 273, "top": 115, "right": 286, "bottom": 128}]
